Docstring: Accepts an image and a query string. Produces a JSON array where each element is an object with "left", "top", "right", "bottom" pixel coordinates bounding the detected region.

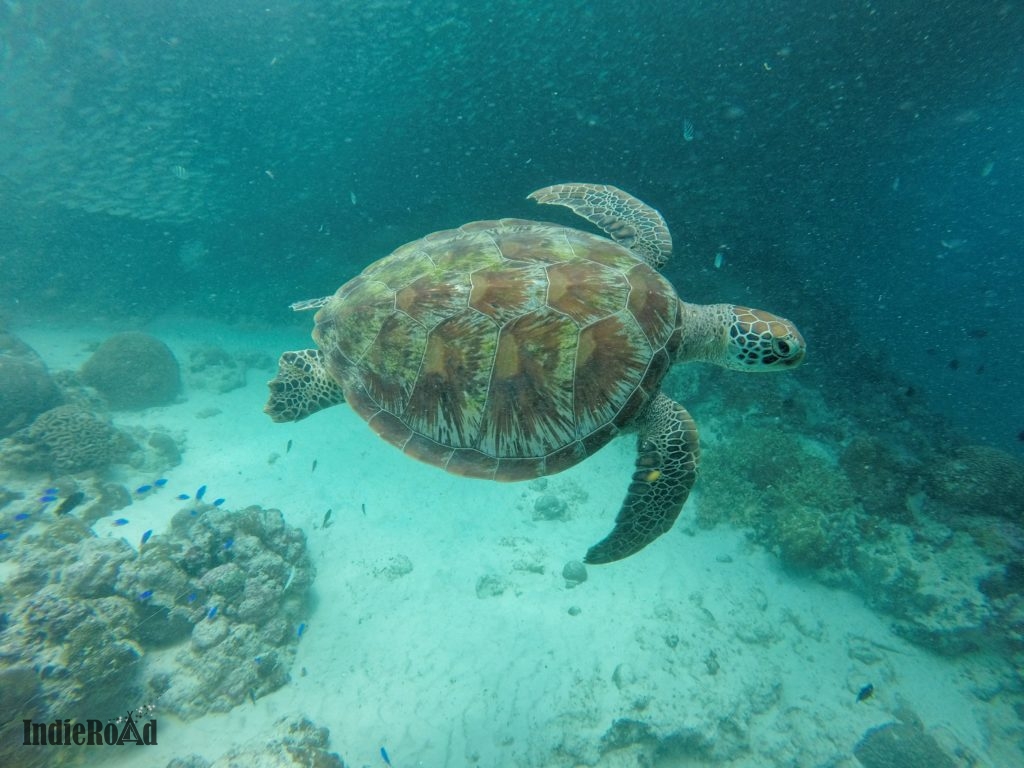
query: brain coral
[
  {"left": 0, "top": 331, "right": 61, "bottom": 437},
  {"left": 79, "top": 331, "right": 181, "bottom": 409},
  {"left": 1, "top": 404, "right": 137, "bottom": 475}
]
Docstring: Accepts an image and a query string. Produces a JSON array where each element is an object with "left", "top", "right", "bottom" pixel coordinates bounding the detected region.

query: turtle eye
[{"left": 774, "top": 339, "right": 791, "bottom": 357}]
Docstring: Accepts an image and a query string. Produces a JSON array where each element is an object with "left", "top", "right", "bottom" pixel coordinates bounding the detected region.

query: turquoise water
[{"left": 1, "top": 2, "right": 1022, "bottom": 766}]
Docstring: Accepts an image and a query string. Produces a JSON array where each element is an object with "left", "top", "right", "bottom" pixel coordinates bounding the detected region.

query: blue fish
[
  {"left": 212, "top": 498, "right": 225, "bottom": 507},
  {"left": 0, "top": 532, "right": 9, "bottom": 541},
  {"left": 45, "top": 487, "right": 58, "bottom": 494},
  {"left": 380, "top": 746, "right": 392, "bottom": 767},
  {"left": 297, "top": 622, "right": 306, "bottom": 638},
  {"left": 223, "top": 538, "right": 234, "bottom": 550},
  {"left": 176, "top": 493, "right": 190, "bottom": 500},
  {"left": 141, "top": 529, "right": 153, "bottom": 546},
  {"left": 135, "top": 484, "right": 152, "bottom": 494},
  {"left": 112, "top": 518, "right": 129, "bottom": 527},
  {"left": 14, "top": 513, "right": 30, "bottom": 521},
  {"left": 39, "top": 494, "right": 57, "bottom": 503},
  {"left": 139, "top": 590, "right": 154, "bottom": 601},
  {"left": 154, "top": 478, "right": 168, "bottom": 487},
  {"left": 207, "top": 605, "right": 218, "bottom": 619},
  {"left": 196, "top": 485, "right": 207, "bottom": 501},
  {"left": 254, "top": 655, "right": 262, "bottom": 664},
  {"left": 187, "top": 592, "right": 197, "bottom": 603}
]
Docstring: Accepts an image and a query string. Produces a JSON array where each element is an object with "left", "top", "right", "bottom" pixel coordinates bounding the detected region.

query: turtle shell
[{"left": 313, "top": 218, "right": 682, "bottom": 481}]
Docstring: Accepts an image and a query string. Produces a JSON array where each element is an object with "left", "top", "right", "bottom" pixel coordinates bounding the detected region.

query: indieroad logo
[{"left": 22, "top": 704, "right": 157, "bottom": 747}]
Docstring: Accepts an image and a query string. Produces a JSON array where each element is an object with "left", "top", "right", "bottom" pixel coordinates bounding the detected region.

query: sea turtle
[{"left": 265, "top": 184, "right": 805, "bottom": 564}]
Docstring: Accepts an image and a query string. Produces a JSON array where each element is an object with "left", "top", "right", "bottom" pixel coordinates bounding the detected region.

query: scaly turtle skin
[{"left": 266, "top": 184, "right": 805, "bottom": 564}]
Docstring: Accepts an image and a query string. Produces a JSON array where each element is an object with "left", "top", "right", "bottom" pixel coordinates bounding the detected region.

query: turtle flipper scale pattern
[
  {"left": 265, "top": 349, "right": 347, "bottom": 423},
  {"left": 584, "top": 392, "right": 700, "bottom": 564},
  {"left": 528, "top": 183, "right": 673, "bottom": 269}
]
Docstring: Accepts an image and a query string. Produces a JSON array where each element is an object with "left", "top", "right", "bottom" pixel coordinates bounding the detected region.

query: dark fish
[
  {"left": 322, "top": 509, "right": 333, "bottom": 528},
  {"left": 54, "top": 491, "right": 85, "bottom": 516},
  {"left": 141, "top": 529, "right": 153, "bottom": 546},
  {"left": 361, "top": 503, "right": 366, "bottom": 516},
  {"left": 196, "top": 485, "right": 207, "bottom": 501},
  {"left": 286, "top": 439, "right": 293, "bottom": 453},
  {"left": 176, "top": 493, "right": 190, "bottom": 500},
  {"left": 135, "top": 484, "right": 153, "bottom": 494},
  {"left": 297, "top": 622, "right": 306, "bottom": 638},
  {"left": 112, "top": 518, "right": 130, "bottom": 526},
  {"left": 1018, "top": 430, "right": 1024, "bottom": 442},
  {"left": 207, "top": 605, "right": 218, "bottom": 619},
  {"left": 154, "top": 478, "right": 168, "bottom": 487},
  {"left": 857, "top": 683, "right": 874, "bottom": 702},
  {"left": 14, "top": 512, "right": 30, "bottom": 521},
  {"left": 968, "top": 328, "right": 988, "bottom": 338},
  {"left": 948, "top": 359, "right": 960, "bottom": 370},
  {"left": 212, "top": 498, "right": 225, "bottom": 507},
  {"left": 381, "top": 747, "right": 392, "bottom": 767},
  {"left": 139, "top": 590, "right": 154, "bottom": 601},
  {"left": 311, "top": 459, "right": 318, "bottom": 472},
  {"left": 249, "top": 689, "right": 257, "bottom": 705}
]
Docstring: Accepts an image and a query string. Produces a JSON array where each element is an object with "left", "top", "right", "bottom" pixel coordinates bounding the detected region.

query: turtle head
[{"left": 720, "top": 305, "right": 805, "bottom": 371}]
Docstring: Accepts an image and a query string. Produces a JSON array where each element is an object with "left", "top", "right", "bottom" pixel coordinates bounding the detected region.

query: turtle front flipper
[
  {"left": 264, "top": 349, "right": 346, "bottom": 423},
  {"left": 585, "top": 392, "right": 700, "bottom": 564},
  {"left": 528, "top": 183, "right": 673, "bottom": 269}
]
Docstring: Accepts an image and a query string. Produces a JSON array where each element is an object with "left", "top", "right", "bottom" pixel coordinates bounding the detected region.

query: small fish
[
  {"left": 14, "top": 513, "right": 30, "bottom": 521},
  {"left": 112, "top": 518, "right": 130, "bottom": 527},
  {"left": 949, "top": 359, "right": 960, "bottom": 370},
  {"left": 297, "top": 622, "right": 306, "bottom": 638},
  {"left": 311, "top": 459, "right": 318, "bottom": 472},
  {"left": 39, "top": 494, "right": 58, "bottom": 503},
  {"left": 139, "top": 590, "right": 154, "bottom": 601},
  {"left": 361, "top": 503, "right": 366, "bottom": 516},
  {"left": 135, "top": 484, "right": 153, "bottom": 494},
  {"left": 187, "top": 592, "right": 197, "bottom": 603},
  {"left": 171, "top": 164, "right": 189, "bottom": 180},
  {"left": 254, "top": 656, "right": 262, "bottom": 664},
  {"left": 322, "top": 509, "right": 333, "bottom": 528},
  {"left": 212, "top": 498, "right": 225, "bottom": 507},
  {"left": 196, "top": 485, "right": 207, "bottom": 501},
  {"left": 207, "top": 605, "right": 218, "bottom": 619},
  {"left": 286, "top": 439, "right": 293, "bottom": 453},
  {"left": 249, "top": 689, "right": 257, "bottom": 705},
  {"left": 176, "top": 493, "right": 190, "bottom": 500},
  {"left": 350, "top": 190, "right": 357, "bottom": 205},
  {"left": 141, "top": 529, "right": 153, "bottom": 546},
  {"left": 54, "top": 491, "right": 85, "bottom": 516},
  {"left": 713, "top": 252, "right": 725, "bottom": 269},
  {"left": 682, "top": 118, "right": 694, "bottom": 141},
  {"left": 857, "top": 683, "right": 874, "bottom": 702},
  {"left": 223, "top": 538, "right": 234, "bottom": 550},
  {"left": 380, "top": 746, "right": 392, "bottom": 767},
  {"left": 0, "top": 532, "right": 9, "bottom": 541},
  {"left": 154, "top": 478, "right": 168, "bottom": 487},
  {"left": 45, "top": 487, "right": 58, "bottom": 494}
]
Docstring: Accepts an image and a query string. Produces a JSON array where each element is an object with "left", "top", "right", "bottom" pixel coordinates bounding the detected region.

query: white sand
[{"left": 9, "top": 318, "right": 1012, "bottom": 767}]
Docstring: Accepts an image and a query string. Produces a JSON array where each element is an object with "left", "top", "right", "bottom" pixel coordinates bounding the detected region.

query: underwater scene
[{"left": 1, "top": 1, "right": 1022, "bottom": 766}]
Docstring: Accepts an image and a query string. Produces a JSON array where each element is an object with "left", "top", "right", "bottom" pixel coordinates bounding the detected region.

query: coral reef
[
  {"left": 924, "top": 445, "right": 1024, "bottom": 523},
  {"left": 206, "top": 716, "right": 346, "bottom": 768},
  {"left": 186, "top": 345, "right": 247, "bottom": 394},
  {"left": 0, "top": 500, "right": 315, "bottom": 762},
  {"left": 79, "top": 331, "right": 181, "bottom": 409},
  {"left": 0, "top": 404, "right": 138, "bottom": 475},
  {"left": 0, "top": 331, "right": 61, "bottom": 437},
  {"left": 853, "top": 708, "right": 958, "bottom": 768},
  {"left": 125, "top": 504, "right": 316, "bottom": 718}
]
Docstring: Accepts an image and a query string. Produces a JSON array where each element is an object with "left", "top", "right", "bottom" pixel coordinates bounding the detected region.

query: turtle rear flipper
[
  {"left": 584, "top": 393, "right": 700, "bottom": 564},
  {"left": 265, "top": 349, "right": 346, "bottom": 423}
]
